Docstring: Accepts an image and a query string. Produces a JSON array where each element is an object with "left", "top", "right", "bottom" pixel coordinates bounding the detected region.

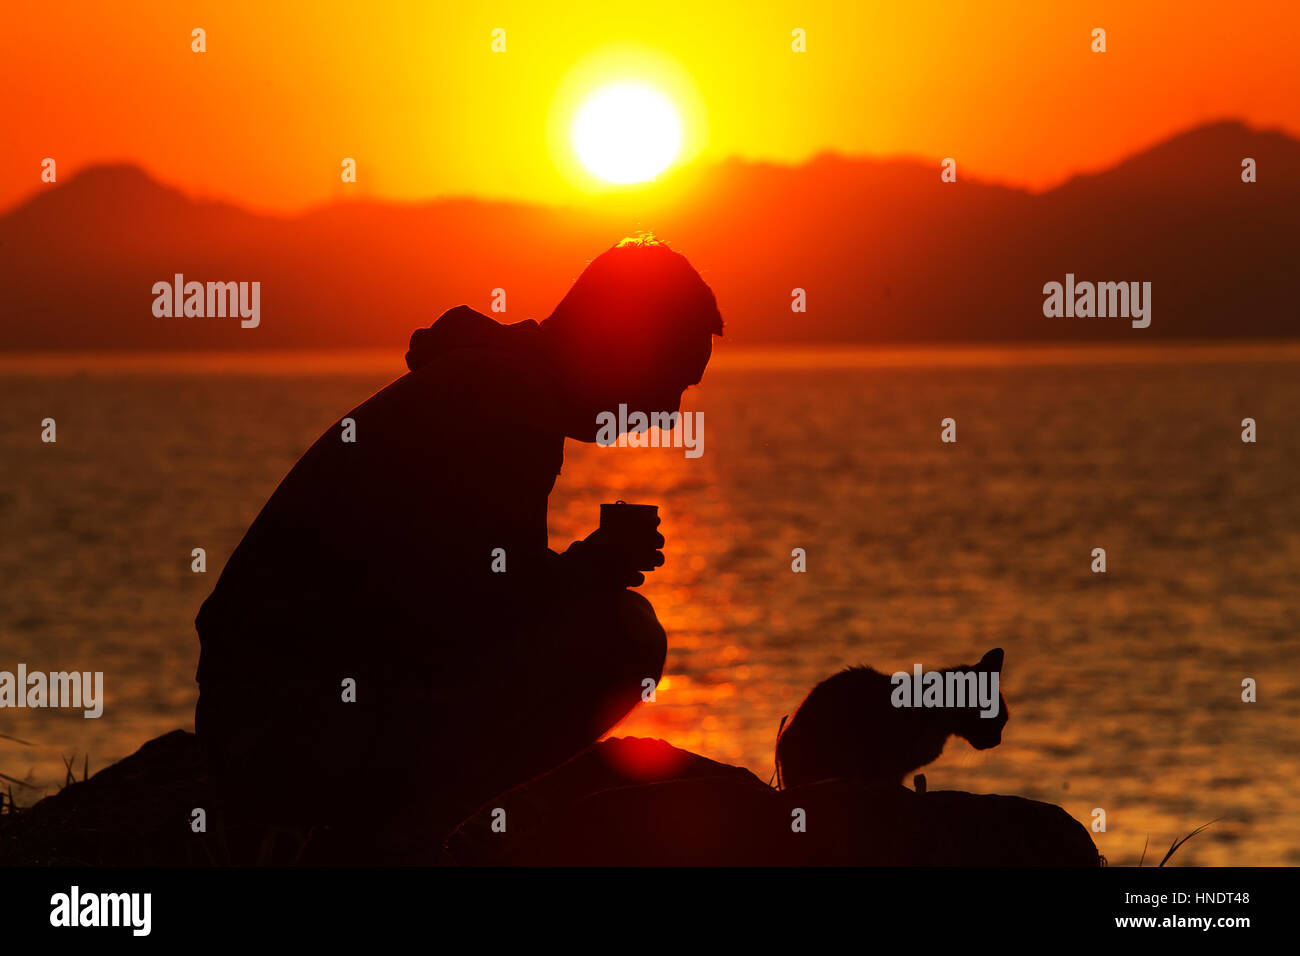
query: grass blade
[{"left": 1160, "top": 819, "right": 1219, "bottom": 867}]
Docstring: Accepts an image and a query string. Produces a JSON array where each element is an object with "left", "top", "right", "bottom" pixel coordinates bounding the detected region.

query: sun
[{"left": 571, "top": 82, "right": 684, "bottom": 184}]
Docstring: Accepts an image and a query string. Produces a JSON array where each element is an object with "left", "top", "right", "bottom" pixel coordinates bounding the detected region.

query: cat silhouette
[{"left": 776, "top": 648, "right": 1008, "bottom": 789}]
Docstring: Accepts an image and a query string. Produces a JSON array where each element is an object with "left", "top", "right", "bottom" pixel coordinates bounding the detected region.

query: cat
[{"left": 775, "top": 648, "right": 1008, "bottom": 789}]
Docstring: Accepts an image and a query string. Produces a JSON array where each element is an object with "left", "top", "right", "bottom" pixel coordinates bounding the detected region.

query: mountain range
[{"left": 1, "top": 120, "right": 1296, "bottom": 350}]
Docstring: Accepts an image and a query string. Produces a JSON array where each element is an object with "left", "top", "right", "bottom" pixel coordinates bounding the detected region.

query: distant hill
[{"left": 1, "top": 120, "right": 1297, "bottom": 349}]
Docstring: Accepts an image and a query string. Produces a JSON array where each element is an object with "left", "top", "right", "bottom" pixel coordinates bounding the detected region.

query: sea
[{"left": 1, "top": 343, "right": 1297, "bottom": 865}]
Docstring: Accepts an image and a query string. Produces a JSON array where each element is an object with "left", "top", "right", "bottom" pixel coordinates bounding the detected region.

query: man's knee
[
  {"left": 536, "top": 588, "right": 666, "bottom": 697},
  {"left": 609, "top": 589, "right": 667, "bottom": 685}
]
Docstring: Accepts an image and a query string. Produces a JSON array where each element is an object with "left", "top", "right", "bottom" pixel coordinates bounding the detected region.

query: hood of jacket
[{"left": 405, "top": 306, "right": 542, "bottom": 372}]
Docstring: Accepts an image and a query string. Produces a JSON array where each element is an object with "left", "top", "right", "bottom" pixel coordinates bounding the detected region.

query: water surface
[{"left": 2, "top": 344, "right": 1297, "bottom": 865}]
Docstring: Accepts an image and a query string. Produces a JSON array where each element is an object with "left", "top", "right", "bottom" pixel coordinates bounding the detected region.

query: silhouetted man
[{"left": 194, "top": 237, "right": 722, "bottom": 861}]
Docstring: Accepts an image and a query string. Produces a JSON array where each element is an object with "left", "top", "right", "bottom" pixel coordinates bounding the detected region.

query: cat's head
[{"left": 955, "top": 647, "right": 1008, "bottom": 751}]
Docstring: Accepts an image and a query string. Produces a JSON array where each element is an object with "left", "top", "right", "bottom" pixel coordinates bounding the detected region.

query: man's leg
[
  {"left": 411, "top": 588, "right": 668, "bottom": 843},
  {"left": 196, "top": 675, "right": 381, "bottom": 862},
  {"left": 200, "top": 590, "right": 666, "bottom": 860}
]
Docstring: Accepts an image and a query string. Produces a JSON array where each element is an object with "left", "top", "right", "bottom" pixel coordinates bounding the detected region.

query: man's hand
[{"left": 565, "top": 524, "right": 665, "bottom": 589}]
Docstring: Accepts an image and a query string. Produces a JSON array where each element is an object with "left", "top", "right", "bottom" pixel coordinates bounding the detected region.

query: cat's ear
[{"left": 977, "top": 648, "right": 1004, "bottom": 672}]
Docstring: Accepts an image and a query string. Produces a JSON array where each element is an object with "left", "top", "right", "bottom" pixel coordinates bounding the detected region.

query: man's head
[{"left": 542, "top": 237, "right": 722, "bottom": 441}]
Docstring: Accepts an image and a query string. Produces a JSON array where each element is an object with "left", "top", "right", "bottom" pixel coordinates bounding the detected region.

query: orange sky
[{"left": 3, "top": 0, "right": 1299, "bottom": 213}]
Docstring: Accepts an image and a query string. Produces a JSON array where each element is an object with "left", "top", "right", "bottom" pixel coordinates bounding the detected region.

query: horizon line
[{"left": 4, "top": 339, "right": 1300, "bottom": 376}]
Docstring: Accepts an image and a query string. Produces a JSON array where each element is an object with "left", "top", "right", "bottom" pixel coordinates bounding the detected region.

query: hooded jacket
[{"left": 195, "top": 307, "right": 570, "bottom": 690}]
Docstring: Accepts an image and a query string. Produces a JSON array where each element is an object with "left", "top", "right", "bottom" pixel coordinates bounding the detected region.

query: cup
[{"left": 599, "top": 500, "right": 660, "bottom": 559}]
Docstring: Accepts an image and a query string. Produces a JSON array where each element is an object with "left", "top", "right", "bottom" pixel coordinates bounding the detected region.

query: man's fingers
[{"left": 630, "top": 549, "right": 664, "bottom": 571}]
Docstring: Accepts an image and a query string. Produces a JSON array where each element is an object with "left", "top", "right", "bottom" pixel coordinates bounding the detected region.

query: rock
[
  {"left": 2, "top": 731, "right": 1101, "bottom": 866},
  {"left": 0, "top": 730, "right": 218, "bottom": 865},
  {"left": 446, "top": 736, "right": 767, "bottom": 864},
  {"left": 448, "top": 737, "right": 1101, "bottom": 866}
]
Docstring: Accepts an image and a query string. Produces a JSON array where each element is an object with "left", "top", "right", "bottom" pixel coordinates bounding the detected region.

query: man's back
[{"left": 196, "top": 315, "right": 564, "bottom": 690}]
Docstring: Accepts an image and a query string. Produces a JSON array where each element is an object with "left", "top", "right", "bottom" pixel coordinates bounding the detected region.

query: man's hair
[{"left": 545, "top": 236, "right": 722, "bottom": 391}]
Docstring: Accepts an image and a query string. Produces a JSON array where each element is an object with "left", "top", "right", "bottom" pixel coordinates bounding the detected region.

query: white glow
[{"left": 572, "top": 82, "right": 683, "bottom": 184}]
